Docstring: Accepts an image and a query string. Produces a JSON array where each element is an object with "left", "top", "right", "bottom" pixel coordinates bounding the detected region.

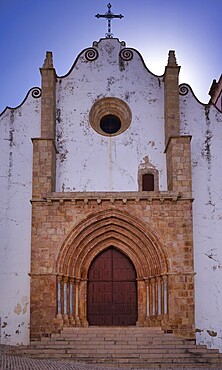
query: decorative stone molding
[
  {"left": 179, "top": 84, "right": 189, "bottom": 96},
  {"left": 57, "top": 208, "right": 168, "bottom": 279},
  {"left": 138, "top": 156, "right": 159, "bottom": 191},
  {"left": 31, "top": 190, "right": 193, "bottom": 204},
  {"left": 89, "top": 97, "right": 132, "bottom": 136},
  {"left": 84, "top": 48, "right": 99, "bottom": 61},
  {"left": 31, "top": 87, "right": 42, "bottom": 99},
  {"left": 119, "top": 48, "right": 134, "bottom": 61}
]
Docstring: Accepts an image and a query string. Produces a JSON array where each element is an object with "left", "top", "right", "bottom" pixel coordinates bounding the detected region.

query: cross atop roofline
[{"left": 95, "top": 3, "right": 124, "bottom": 38}]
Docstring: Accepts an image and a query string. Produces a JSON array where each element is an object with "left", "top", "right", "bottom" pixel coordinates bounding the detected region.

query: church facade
[{"left": 1, "top": 36, "right": 222, "bottom": 352}]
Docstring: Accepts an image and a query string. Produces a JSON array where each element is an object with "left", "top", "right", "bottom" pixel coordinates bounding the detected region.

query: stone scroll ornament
[
  {"left": 31, "top": 87, "right": 42, "bottom": 98},
  {"left": 179, "top": 85, "right": 189, "bottom": 96},
  {"left": 85, "top": 48, "right": 99, "bottom": 61},
  {"left": 119, "top": 49, "right": 133, "bottom": 61}
]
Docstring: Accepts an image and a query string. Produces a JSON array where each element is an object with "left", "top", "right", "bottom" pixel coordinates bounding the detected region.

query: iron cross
[{"left": 95, "top": 3, "right": 124, "bottom": 38}]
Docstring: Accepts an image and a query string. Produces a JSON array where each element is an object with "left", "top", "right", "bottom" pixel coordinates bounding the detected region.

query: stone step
[
  {"left": 30, "top": 338, "right": 209, "bottom": 347},
  {"left": 55, "top": 333, "right": 186, "bottom": 340},
  {"left": 62, "top": 326, "right": 163, "bottom": 332},
  {"left": 51, "top": 334, "right": 196, "bottom": 343},
  {"left": 30, "top": 341, "right": 208, "bottom": 353},
  {"left": 7, "top": 348, "right": 220, "bottom": 357},
  {"left": 61, "top": 330, "right": 164, "bottom": 336},
  {"left": 9, "top": 347, "right": 222, "bottom": 361},
  {"left": 4, "top": 326, "right": 222, "bottom": 369},
  {"left": 50, "top": 338, "right": 193, "bottom": 345}
]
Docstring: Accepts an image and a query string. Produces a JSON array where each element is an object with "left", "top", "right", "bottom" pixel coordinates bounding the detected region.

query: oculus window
[{"left": 89, "top": 97, "right": 132, "bottom": 137}]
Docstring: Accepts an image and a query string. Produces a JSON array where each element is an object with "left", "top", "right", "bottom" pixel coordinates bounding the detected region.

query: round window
[
  {"left": 100, "top": 114, "right": 121, "bottom": 134},
  {"left": 89, "top": 97, "right": 132, "bottom": 137}
]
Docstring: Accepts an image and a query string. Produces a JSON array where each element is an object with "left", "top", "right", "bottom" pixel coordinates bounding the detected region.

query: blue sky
[{"left": 0, "top": 0, "right": 221, "bottom": 113}]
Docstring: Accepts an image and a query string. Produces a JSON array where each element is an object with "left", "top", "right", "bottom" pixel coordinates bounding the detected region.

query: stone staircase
[{"left": 4, "top": 326, "right": 222, "bottom": 368}]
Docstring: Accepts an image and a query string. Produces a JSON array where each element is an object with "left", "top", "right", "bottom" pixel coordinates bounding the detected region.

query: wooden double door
[{"left": 87, "top": 247, "right": 137, "bottom": 326}]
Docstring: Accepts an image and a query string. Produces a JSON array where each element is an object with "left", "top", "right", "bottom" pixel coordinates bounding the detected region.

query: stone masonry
[{"left": 30, "top": 49, "right": 195, "bottom": 340}]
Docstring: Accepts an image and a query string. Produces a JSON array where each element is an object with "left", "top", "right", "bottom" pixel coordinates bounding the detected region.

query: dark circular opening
[{"left": 100, "top": 114, "right": 121, "bottom": 134}]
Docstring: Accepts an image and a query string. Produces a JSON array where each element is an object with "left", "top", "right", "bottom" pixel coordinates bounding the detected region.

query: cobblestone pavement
[{"left": 1, "top": 355, "right": 222, "bottom": 370}]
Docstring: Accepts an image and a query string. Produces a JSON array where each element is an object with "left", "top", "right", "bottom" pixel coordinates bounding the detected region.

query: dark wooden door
[{"left": 87, "top": 247, "right": 137, "bottom": 326}]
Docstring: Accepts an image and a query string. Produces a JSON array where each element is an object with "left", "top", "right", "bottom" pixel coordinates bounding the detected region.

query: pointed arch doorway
[{"left": 87, "top": 247, "right": 137, "bottom": 326}]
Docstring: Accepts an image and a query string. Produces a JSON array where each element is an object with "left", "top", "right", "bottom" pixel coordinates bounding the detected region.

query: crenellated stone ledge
[{"left": 31, "top": 191, "right": 193, "bottom": 204}]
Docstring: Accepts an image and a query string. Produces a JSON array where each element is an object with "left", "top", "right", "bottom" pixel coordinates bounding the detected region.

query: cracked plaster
[
  {"left": 56, "top": 39, "right": 166, "bottom": 193},
  {"left": 0, "top": 94, "right": 40, "bottom": 345},
  {"left": 180, "top": 91, "right": 222, "bottom": 351}
]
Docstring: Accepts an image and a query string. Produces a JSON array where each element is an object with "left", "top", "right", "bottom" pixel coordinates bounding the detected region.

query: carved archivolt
[
  {"left": 55, "top": 209, "right": 169, "bottom": 327},
  {"left": 57, "top": 208, "right": 168, "bottom": 279}
]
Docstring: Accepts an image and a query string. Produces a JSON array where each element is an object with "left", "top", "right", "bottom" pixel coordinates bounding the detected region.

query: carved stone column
[
  {"left": 157, "top": 276, "right": 162, "bottom": 315},
  {"left": 150, "top": 277, "right": 156, "bottom": 316},
  {"left": 63, "top": 276, "right": 69, "bottom": 327},
  {"left": 163, "top": 274, "right": 168, "bottom": 315},
  {"left": 52, "top": 275, "right": 64, "bottom": 332},
  {"left": 69, "top": 277, "right": 75, "bottom": 326},
  {"left": 79, "top": 279, "right": 89, "bottom": 327},
  {"left": 137, "top": 279, "right": 146, "bottom": 325},
  {"left": 145, "top": 278, "right": 150, "bottom": 318},
  {"left": 74, "top": 278, "right": 81, "bottom": 326}
]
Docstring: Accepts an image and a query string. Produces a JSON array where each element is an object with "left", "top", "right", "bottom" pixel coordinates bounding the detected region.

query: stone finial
[
  {"left": 208, "top": 75, "right": 222, "bottom": 108},
  {"left": 42, "top": 51, "right": 54, "bottom": 68},
  {"left": 209, "top": 79, "right": 218, "bottom": 95},
  {"left": 167, "top": 50, "right": 178, "bottom": 66}
]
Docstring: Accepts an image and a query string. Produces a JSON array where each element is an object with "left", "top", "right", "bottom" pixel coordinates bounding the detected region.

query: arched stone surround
[{"left": 55, "top": 209, "right": 169, "bottom": 329}]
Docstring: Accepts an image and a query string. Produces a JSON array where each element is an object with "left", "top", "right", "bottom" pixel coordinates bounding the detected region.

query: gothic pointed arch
[
  {"left": 56, "top": 208, "right": 168, "bottom": 279},
  {"left": 54, "top": 208, "right": 169, "bottom": 328}
]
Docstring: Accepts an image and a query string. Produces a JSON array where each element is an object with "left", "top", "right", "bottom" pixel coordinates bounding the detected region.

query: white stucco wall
[
  {"left": 180, "top": 85, "right": 222, "bottom": 351},
  {"left": 56, "top": 38, "right": 167, "bottom": 192},
  {"left": 1, "top": 38, "right": 222, "bottom": 353},
  {"left": 0, "top": 88, "right": 41, "bottom": 345}
]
